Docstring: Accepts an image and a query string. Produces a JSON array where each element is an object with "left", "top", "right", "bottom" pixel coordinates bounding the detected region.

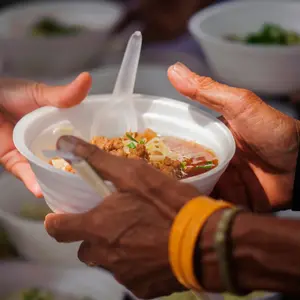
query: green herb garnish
[
  {"left": 180, "top": 162, "right": 187, "bottom": 170},
  {"left": 126, "top": 133, "right": 146, "bottom": 145},
  {"left": 126, "top": 133, "right": 139, "bottom": 143},
  {"left": 196, "top": 161, "right": 214, "bottom": 170},
  {"left": 128, "top": 142, "right": 136, "bottom": 149}
]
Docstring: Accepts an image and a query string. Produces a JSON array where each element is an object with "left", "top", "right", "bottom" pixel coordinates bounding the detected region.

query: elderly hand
[
  {"left": 168, "top": 63, "right": 299, "bottom": 212},
  {"left": 45, "top": 135, "right": 200, "bottom": 299},
  {"left": 45, "top": 63, "right": 300, "bottom": 298},
  {"left": 0, "top": 73, "right": 92, "bottom": 197},
  {"left": 114, "top": 0, "right": 214, "bottom": 43}
]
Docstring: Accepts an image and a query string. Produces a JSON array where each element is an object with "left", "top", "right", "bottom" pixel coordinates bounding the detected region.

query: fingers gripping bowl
[{"left": 13, "top": 94, "right": 236, "bottom": 213}]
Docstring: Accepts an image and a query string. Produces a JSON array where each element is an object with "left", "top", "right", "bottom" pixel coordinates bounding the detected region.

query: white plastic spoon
[{"left": 90, "top": 31, "right": 142, "bottom": 138}]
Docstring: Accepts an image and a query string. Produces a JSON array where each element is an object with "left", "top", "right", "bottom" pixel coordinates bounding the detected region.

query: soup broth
[{"left": 50, "top": 129, "right": 218, "bottom": 179}]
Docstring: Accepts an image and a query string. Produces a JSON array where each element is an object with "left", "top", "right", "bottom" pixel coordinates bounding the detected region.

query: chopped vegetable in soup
[{"left": 49, "top": 129, "right": 218, "bottom": 179}]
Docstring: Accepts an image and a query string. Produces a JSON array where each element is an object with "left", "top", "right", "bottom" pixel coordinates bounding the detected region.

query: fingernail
[
  {"left": 172, "top": 62, "right": 192, "bottom": 79},
  {"left": 44, "top": 214, "right": 57, "bottom": 234},
  {"left": 33, "top": 183, "right": 42, "bottom": 197},
  {"left": 57, "top": 135, "right": 78, "bottom": 153}
]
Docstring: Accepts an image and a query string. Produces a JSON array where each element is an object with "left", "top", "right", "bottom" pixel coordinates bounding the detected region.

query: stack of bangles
[{"left": 169, "top": 196, "right": 244, "bottom": 294}]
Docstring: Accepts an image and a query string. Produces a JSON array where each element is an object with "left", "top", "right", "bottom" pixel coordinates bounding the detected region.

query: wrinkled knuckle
[
  {"left": 108, "top": 253, "right": 122, "bottom": 266},
  {"left": 145, "top": 177, "right": 166, "bottom": 195},
  {"left": 239, "top": 89, "right": 256, "bottom": 102},
  {"left": 30, "top": 82, "right": 45, "bottom": 106},
  {"left": 192, "top": 76, "right": 216, "bottom": 100},
  {"left": 229, "top": 88, "right": 262, "bottom": 120},
  {"left": 123, "top": 159, "right": 146, "bottom": 179},
  {"left": 195, "top": 76, "right": 215, "bottom": 89}
]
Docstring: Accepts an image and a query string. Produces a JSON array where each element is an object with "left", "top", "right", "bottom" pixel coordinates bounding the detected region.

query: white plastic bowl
[
  {"left": 0, "top": 1, "right": 123, "bottom": 78},
  {"left": 0, "top": 261, "right": 126, "bottom": 299},
  {"left": 189, "top": 1, "right": 300, "bottom": 95},
  {"left": 13, "top": 94, "right": 235, "bottom": 214},
  {"left": 0, "top": 171, "right": 82, "bottom": 265}
]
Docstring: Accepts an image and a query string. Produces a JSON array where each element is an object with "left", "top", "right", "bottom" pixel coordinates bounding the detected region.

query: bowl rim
[
  {"left": 13, "top": 93, "right": 236, "bottom": 184},
  {"left": 189, "top": 0, "right": 300, "bottom": 54}
]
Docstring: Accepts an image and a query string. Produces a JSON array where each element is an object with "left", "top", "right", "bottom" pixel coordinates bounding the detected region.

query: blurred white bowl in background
[
  {"left": 189, "top": 1, "right": 300, "bottom": 95},
  {"left": 0, "top": 171, "right": 82, "bottom": 266},
  {"left": 0, "top": 261, "right": 125, "bottom": 299},
  {"left": 0, "top": 1, "right": 123, "bottom": 78}
]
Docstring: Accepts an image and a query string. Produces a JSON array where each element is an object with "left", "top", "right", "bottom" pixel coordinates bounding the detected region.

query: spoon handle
[{"left": 113, "top": 31, "right": 142, "bottom": 97}]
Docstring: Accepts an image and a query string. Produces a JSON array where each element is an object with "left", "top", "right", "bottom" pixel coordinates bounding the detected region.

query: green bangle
[{"left": 214, "top": 207, "right": 244, "bottom": 294}]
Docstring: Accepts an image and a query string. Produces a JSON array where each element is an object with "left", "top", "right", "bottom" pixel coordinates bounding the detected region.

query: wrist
[
  {"left": 168, "top": 197, "right": 233, "bottom": 291},
  {"left": 200, "top": 211, "right": 300, "bottom": 295},
  {"left": 194, "top": 209, "right": 225, "bottom": 291},
  {"left": 197, "top": 208, "right": 251, "bottom": 294}
]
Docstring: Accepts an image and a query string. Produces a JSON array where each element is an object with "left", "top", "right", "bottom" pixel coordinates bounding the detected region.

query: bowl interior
[
  {"left": 14, "top": 94, "right": 235, "bottom": 183},
  {"left": 192, "top": 1, "right": 300, "bottom": 41}
]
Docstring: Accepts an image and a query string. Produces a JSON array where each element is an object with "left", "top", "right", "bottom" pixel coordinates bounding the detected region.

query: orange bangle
[{"left": 169, "top": 196, "right": 233, "bottom": 290}]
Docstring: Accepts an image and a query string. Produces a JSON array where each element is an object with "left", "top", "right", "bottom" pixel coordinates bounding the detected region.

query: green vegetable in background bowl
[
  {"left": 162, "top": 291, "right": 201, "bottom": 300},
  {"left": 225, "top": 23, "right": 300, "bottom": 45},
  {"left": 162, "top": 291, "right": 268, "bottom": 300},
  {"left": 31, "top": 17, "right": 84, "bottom": 37},
  {"left": 223, "top": 292, "right": 268, "bottom": 300},
  {"left": 4, "top": 288, "right": 95, "bottom": 300},
  {"left": 3, "top": 288, "right": 53, "bottom": 300}
]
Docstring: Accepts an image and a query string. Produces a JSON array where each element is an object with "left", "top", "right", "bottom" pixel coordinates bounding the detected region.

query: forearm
[{"left": 198, "top": 211, "right": 300, "bottom": 295}]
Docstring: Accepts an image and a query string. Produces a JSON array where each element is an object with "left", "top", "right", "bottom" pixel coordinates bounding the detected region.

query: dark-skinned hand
[
  {"left": 45, "top": 135, "right": 200, "bottom": 299},
  {"left": 168, "top": 63, "right": 299, "bottom": 212},
  {"left": 45, "top": 62, "right": 299, "bottom": 299}
]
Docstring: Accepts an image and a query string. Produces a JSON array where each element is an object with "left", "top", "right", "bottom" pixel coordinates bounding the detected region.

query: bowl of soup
[{"left": 13, "top": 94, "right": 235, "bottom": 213}]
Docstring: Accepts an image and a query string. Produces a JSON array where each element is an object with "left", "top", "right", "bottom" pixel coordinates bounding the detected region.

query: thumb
[
  {"left": 34, "top": 72, "right": 92, "bottom": 108},
  {"left": 167, "top": 62, "right": 266, "bottom": 121},
  {"left": 0, "top": 72, "right": 92, "bottom": 118},
  {"left": 45, "top": 212, "right": 92, "bottom": 243},
  {"left": 167, "top": 62, "right": 299, "bottom": 168}
]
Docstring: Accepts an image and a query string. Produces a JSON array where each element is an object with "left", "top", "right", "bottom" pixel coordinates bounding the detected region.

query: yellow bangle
[{"left": 169, "top": 196, "right": 233, "bottom": 290}]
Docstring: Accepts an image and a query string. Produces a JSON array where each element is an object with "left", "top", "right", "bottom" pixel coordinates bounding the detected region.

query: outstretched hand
[
  {"left": 0, "top": 73, "right": 92, "bottom": 197},
  {"left": 168, "top": 63, "right": 299, "bottom": 211}
]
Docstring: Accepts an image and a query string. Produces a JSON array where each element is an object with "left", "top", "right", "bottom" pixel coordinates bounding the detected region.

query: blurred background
[{"left": 0, "top": 1, "right": 299, "bottom": 300}]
